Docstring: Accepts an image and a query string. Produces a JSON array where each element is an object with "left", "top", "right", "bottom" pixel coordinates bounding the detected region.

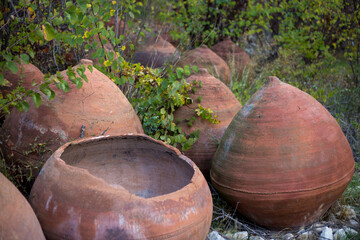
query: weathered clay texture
[
  {"left": 132, "top": 36, "right": 180, "bottom": 68},
  {"left": 174, "top": 69, "right": 241, "bottom": 177},
  {"left": 0, "top": 173, "right": 45, "bottom": 240},
  {"left": 0, "top": 60, "right": 143, "bottom": 192},
  {"left": 211, "top": 39, "right": 250, "bottom": 73},
  {"left": 1, "top": 62, "right": 44, "bottom": 96},
  {"left": 177, "top": 46, "right": 231, "bottom": 85},
  {"left": 211, "top": 76, "right": 355, "bottom": 229},
  {"left": 30, "top": 134, "right": 213, "bottom": 240}
]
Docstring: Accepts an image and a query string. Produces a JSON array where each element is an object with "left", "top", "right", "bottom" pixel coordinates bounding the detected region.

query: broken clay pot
[
  {"left": 29, "top": 134, "right": 213, "bottom": 239},
  {"left": 211, "top": 76, "right": 355, "bottom": 229}
]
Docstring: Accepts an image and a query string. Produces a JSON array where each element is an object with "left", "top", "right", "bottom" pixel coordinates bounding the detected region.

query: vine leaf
[{"left": 42, "top": 23, "right": 55, "bottom": 41}]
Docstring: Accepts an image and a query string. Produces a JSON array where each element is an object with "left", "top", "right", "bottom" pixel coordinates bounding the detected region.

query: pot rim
[{"left": 45, "top": 133, "right": 204, "bottom": 201}]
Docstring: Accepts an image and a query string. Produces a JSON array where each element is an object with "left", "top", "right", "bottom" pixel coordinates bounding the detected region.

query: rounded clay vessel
[
  {"left": 211, "top": 76, "right": 355, "bottom": 229},
  {"left": 0, "top": 60, "right": 143, "bottom": 193},
  {"left": 177, "top": 46, "right": 231, "bottom": 85},
  {"left": 29, "top": 134, "right": 212, "bottom": 239},
  {"left": 0, "top": 172, "right": 45, "bottom": 240},
  {"left": 132, "top": 36, "right": 180, "bottom": 68},
  {"left": 174, "top": 69, "right": 241, "bottom": 177}
]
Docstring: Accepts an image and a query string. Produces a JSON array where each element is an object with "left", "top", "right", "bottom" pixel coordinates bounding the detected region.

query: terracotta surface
[
  {"left": 211, "top": 38, "right": 250, "bottom": 73},
  {"left": 1, "top": 62, "right": 44, "bottom": 96},
  {"left": 174, "top": 69, "right": 241, "bottom": 177},
  {"left": 0, "top": 172, "right": 45, "bottom": 240},
  {"left": 132, "top": 36, "right": 180, "bottom": 68},
  {"left": 29, "top": 134, "right": 213, "bottom": 240},
  {"left": 0, "top": 60, "right": 143, "bottom": 193},
  {"left": 176, "top": 45, "right": 231, "bottom": 85},
  {"left": 211, "top": 76, "right": 355, "bottom": 229}
]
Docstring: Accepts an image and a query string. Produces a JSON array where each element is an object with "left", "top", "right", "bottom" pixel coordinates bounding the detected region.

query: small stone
[
  {"left": 297, "top": 231, "right": 316, "bottom": 240},
  {"left": 313, "top": 223, "right": 326, "bottom": 232},
  {"left": 349, "top": 219, "right": 359, "bottom": 227},
  {"left": 208, "top": 231, "right": 226, "bottom": 240},
  {"left": 320, "top": 227, "right": 333, "bottom": 240},
  {"left": 232, "top": 231, "right": 248, "bottom": 240},
  {"left": 333, "top": 229, "right": 347, "bottom": 240},
  {"left": 283, "top": 233, "right": 294, "bottom": 240},
  {"left": 249, "top": 236, "right": 265, "bottom": 240},
  {"left": 343, "top": 226, "right": 358, "bottom": 236}
]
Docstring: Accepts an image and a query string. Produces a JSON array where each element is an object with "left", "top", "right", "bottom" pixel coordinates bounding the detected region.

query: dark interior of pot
[{"left": 60, "top": 136, "right": 195, "bottom": 198}]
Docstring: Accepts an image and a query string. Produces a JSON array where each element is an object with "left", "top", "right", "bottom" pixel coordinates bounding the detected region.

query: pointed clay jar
[
  {"left": 174, "top": 69, "right": 242, "bottom": 177},
  {"left": 211, "top": 76, "right": 355, "bottom": 229},
  {"left": 0, "top": 173, "right": 45, "bottom": 240},
  {"left": 30, "top": 134, "right": 212, "bottom": 239},
  {"left": 0, "top": 59, "right": 143, "bottom": 193},
  {"left": 132, "top": 36, "right": 180, "bottom": 68},
  {"left": 177, "top": 46, "right": 231, "bottom": 85},
  {"left": 211, "top": 38, "right": 250, "bottom": 73}
]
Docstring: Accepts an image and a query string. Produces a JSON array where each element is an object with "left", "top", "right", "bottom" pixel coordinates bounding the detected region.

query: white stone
[
  {"left": 283, "top": 233, "right": 294, "bottom": 240},
  {"left": 232, "top": 231, "right": 248, "bottom": 240},
  {"left": 343, "top": 226, "right": 358, "bottom": 236},
  {"left": 297, "top": 231, "right": 316, "bottom": 240},
  {"left": 349, "top": 219, "right": 359, "bottom": 227},
  {"left": 320, "top": 227, "right": 333, "bottom": 240},
  {"left": 249, "top": 236, "right": 265, "bottom": 240},
  {"left": 333, "top": 229, "right": 347, "bottom": 240},
  {"left": 313, "top": 223, "right": 326, "bottom": 232},
  {"left": 208, "top": 231, "right": 226, "bottom": 240}
]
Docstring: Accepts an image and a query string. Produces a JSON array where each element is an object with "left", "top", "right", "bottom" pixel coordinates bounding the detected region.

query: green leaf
[
  {"left": 129, "top": 11, "right": 135, "bottom": 18},
  {"left": 20, "top": 54, "right": 30, "bottom": 64},
  {"left": 32, "top": 93, "right": 42, "bottom": 108},
  {"left": 0, "top": 73, "right": 4, "bottom": 85},
  {"left": 192, "top": 65, "right": 199, "bottom": 73},
  {"left": 176, "top": 67, "right": 184, "bottom": 79},
  {"left": 6, "top": 61, "right": 18, "bottom": 74},
  {"left": 184, "top": 65, "right": 191, "bottom": 76},
  {"left": 42, "top": 22, "right": 56, "bottom": 41},
  {"left": 87, "top": 65, "right": 93, "bottom": 73}
]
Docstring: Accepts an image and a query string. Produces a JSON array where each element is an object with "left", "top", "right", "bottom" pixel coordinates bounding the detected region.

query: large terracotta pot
[
  {"left": 29, "top": 134, "right": 212, "bottom": 239},
  {"left": 1, "top": 62, "right": 44, "bottom": 96},
  {"left": 174, "top": 69, "right": 241, "bottom": 177},
  {"left": 0, "top": 172, "right": 45, "bottom": 240},
  {"left": 0, "top": 60, "right": 143, "bottom": 193},
  {"left": 211, "top": 76, "right": 355, "bottom": 229},
  {"left": 211, "top": 39, "right": 250, "bottom": 73},
  {"left": 132, "top": 36, "right": 180, "bottom": 68},
  {"left": 176, "top": 46, "right": 231, "bottom": 85}
]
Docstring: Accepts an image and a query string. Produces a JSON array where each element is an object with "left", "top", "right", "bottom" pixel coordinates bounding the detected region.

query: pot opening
[{"left": 60, "top": 136, "right": 194, "bottom": 198}]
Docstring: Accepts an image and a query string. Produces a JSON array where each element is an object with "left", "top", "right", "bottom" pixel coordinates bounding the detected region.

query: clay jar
[
  {"left": 0, "top": 60, "right": 143, "bottom": 192},
  {"left": 29, "top": 134, "right": 213, "bottom": 239},
  {"left": 211, "top": 76, "right": 355, "bottom": 229},
  {"left": 0, "top": 173, "right": 45, "bottom": 240},
  {"left": 174, "top": 69, "right": 241, "bottom": 177},
  {"left": 132, "top": 36, "right": 180, "bottom": 68},
  {"left": 211, "top": 39, "right": 250, "bottom": 73},
  {"left": 177, "top": 45, "right": 231, "bottom": 85},
  {"left": 1, "top": 62, "right": 44, "bottom": 96}
]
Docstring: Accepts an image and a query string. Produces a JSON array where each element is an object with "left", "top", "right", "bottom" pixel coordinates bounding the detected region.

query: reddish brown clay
[
  {"left": 1, "top": 62, "right": 44, "bottom": 96},
  {"left": 211, "top": 76, "right": 355, "bottom": 229},
  {"left": 0, "top": 60, "right": 143, "bottom": 192},
  {"left": 29, "top": 134, "right": 213, "bottom": 240},
  {"left": 174, "top": 69, "right": 241, "bottom": 177},
  {"left": 176, "top": 45, "right": 231, "bottom": 85},
  {"left": 211, "top": 39, "right": 250, "bottom": 72},
  {"left": 0, "top": 173, "right": 45, "bottom": 240},
  {"left": 132, "top": 36, "right": 180, "bottom": 68}
]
